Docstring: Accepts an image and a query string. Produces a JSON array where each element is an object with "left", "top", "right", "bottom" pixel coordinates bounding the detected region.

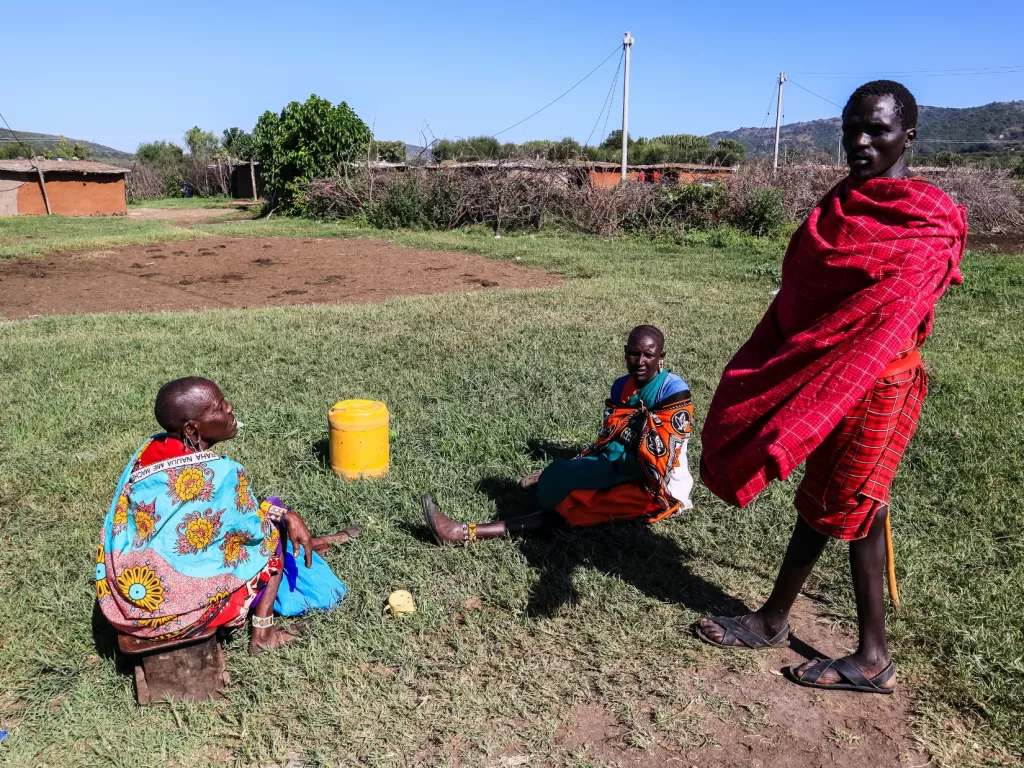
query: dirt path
[
  {"left": 542, "top": 596, "right": 927, "bottom": 767},
  {"left": 0, "top": 236, "right": 561, "bottom": 319},
  {"left": 128, "top": 205, "right": 251, "bottom": 227},
  {"left": 969, "top": 231, "right": 1024, "bottom": 254}
]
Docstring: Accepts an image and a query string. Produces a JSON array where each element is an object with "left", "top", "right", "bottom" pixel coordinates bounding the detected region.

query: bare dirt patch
[
  {"left": 540, "top": 596, "right": 928, "bottom": 768},
  {"left": 0, "top": 236, "right": 561, "bottom": 319},
  {"left": 968, "top": 231, "right": 1024, "bottom": 254}
]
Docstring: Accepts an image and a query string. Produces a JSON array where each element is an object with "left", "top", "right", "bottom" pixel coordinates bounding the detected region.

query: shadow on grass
[
  {"left": 525, "top": 438, "right": 581, "bottom": 463},
  {"left": 475, "top": 475, "right": 749, "bottom": 620},
  {"left": 92, "top": 601, "right": 134, "bottom": 675},
  {"left": 312, "top": 437, "right": 331, "bottom": 470}
]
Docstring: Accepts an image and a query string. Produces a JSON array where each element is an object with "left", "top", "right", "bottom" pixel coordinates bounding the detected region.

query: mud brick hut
[
  {"left": 585, "top": 162, "right": 734, "bottom": 188},
  {"left": 0, "top": 159, "right": 130, "bottom": 216}
]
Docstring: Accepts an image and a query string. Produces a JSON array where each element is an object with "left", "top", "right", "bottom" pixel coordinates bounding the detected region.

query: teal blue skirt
[{"left": 536, "top": 453, "right": 643, "bottom": 511}]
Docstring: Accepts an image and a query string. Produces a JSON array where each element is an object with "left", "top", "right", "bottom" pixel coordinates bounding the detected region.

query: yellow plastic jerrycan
[{"left": 328, "top": 399, "right": 389, "bottom": 480}]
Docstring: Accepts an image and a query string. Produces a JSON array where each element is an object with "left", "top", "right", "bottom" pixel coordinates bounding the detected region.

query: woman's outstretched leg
[{"left": 421, "top": 494, "right": 557, "bottom": 544}]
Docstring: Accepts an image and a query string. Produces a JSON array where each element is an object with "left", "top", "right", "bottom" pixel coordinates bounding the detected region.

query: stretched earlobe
[{"left": 182, "top": 422, "right": 202, "bottom": 453}]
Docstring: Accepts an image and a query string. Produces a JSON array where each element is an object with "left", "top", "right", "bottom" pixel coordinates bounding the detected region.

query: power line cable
[
  {"left": 687, "top": 57, "right": 1024, "bottom": 82},
  {"left": 491, "top": 45, "right": 621, "bottom": 138},
  {"left": 585, "top": 50, "right": 623, "bottom": 147},
  {"left": 758, "top": 82, "right": 778, "bottom": 130},
  {"left": 599, "top": 86, "right": 618, "bottom": 150},
  {"left": 915, "top": 138, "right": 1023, "bottom": 143},
  {"left": 0, "top": 110, "right": 34, "bottom": 155},
  {"left": 790, "top": 64, "right": 1024, "bottom": 77},
  {"left": 786, "top": 79, "right": 844, "bottom": 110},
  {"left": 689, "top": 54, "right": 770, "bottom": 75}
]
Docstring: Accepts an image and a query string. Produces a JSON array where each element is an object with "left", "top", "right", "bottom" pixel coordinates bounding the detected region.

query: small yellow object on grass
[
  {"left": 328, "top": 399, "right": 390, "bottom": 480},
  {"left": 384, "top": 590, "right": 417, "bottom": 617}
]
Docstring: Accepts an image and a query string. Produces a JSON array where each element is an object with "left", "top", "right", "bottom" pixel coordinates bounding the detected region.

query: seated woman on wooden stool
[
  {"left": 422, "top": 325, "right": 694, "bottom": 543},
  {"left": 95, "top": 377, "right": 360, "bottom": 655}
]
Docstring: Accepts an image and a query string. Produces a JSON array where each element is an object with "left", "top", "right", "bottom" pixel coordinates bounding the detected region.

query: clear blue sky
[{"left": 4, "top": 0, "right": 1022, "bottom": 152}]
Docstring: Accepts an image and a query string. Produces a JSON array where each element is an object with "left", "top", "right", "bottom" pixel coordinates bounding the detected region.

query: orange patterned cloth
[{"left": 556, "top": 391, "right": 694, "bottom": 526}]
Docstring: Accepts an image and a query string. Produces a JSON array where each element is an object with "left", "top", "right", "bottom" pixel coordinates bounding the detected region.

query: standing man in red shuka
[{"left": 697, "top": 80, "right": 967, "bottom": 694}]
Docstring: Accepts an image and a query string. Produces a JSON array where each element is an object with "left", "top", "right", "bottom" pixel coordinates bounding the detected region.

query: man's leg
[
  {"left": 789, "top": 505, "right": 895, "bottom": 687},
  {"left": 699, "top": 516, "right": 829, "bottom": 645}
]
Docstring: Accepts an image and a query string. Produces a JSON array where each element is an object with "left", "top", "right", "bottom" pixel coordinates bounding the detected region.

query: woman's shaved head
[
  {"left": 154, "top": 377, "right": 219, "bottom": 433},
  {"left": 627, "top": 325, "right": 665, "bottom": 352}
]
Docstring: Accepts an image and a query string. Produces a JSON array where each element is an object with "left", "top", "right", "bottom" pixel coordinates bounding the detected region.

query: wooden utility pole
[
  {"left": 620, "top": 31, "right": 634, "bottom": 181},
  {"left": 32, "top": 159, "right": 51, "bottom": 215},
  {"left": 773, "top": 72, "right": 787, "bottom": 173},
  {"left": 250, "top": 156, "right": 258, "bottom": 202}
]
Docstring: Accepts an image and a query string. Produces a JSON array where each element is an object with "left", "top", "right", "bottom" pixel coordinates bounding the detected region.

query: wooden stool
[{"left": 117, "top": 627, "right": 229, "bottom": 705}]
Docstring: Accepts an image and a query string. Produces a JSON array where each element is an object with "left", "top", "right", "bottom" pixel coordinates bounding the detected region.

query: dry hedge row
[
  {"left": 126, "top": 157, "right": 234, "bottom": 202},
  {"left": 300, "top": 158, "right": 1024, "bottom": 236}
]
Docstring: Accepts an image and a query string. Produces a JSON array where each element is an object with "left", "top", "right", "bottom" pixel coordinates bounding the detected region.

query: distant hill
[
  {"left": 0, "top": 131, "right": 134, "bottom": 162},
  {"left": 709, "top": 100, "right": 1024, "bottom": 157},
  {"left": 404, "top": 143, "right": 432, "bottom": 163}
]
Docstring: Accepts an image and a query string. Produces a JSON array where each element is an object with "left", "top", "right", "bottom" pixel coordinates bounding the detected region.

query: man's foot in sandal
[
  {"left": 697, "top": 613, "right": 790, "bottom": 650},
  {"left": 420, "top": 495, "right": 468, "bottom": 545},
  {"left": 785, "top": 655, "right": 896, "bottom": 694},
  {"left": 312, "top": 527, "right": 362, "bottom": 556}
]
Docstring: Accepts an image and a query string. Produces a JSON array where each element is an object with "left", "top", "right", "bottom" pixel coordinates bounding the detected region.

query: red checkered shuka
[
  {"left": 700, "top": 176, "right": 967, "bottom": 508},
  {"left": 795, "top": 354, "right": 926, "bottom": 541}
]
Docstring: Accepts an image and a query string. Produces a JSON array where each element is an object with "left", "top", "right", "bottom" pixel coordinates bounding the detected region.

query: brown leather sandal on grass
[
  {"left": 696, "top": 616, "right": 791, "bottom": 650},
  {"left": 783, "top": 658, "right": 896, "bottom": 695}
]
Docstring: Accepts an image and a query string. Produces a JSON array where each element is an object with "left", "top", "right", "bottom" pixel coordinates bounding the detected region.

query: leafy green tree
[
  {"left": 222, "top": 128, "right": 255, "bottom": 161},
  {"left": 649, "top": 134, "right": 712, "bottom": 163},
  {"left": 709, "top": 137, "right": 745, "bottom": 166},
  {"left": 253, "top": 94, "right": 371, "bottom": 211},
  {"left": 600, "top": 130, "right": 632, "bottom": 150},
  {"left": 371, "top": 140, "right": 407, "bottom": 163},
  {"left": 632, "top": 143, "right": 670, "bottom": 164},
  {"left": 933, "top": 151, "right": 966, "bottom": 168},
  {"left": 0, "top": 141, "right": 41, "bottom": 159},
  {"left": 184, "top": 126, "right": 220, "bottom": 157},
  {"left": 547, "top": 138, "right": 582, "bottom": 161},
  {"left": 136, "top": 140, "right": 185, "bottom": 165},
  {"left": 431, "top": 136, "right": 502, "bottom": 162},
  {"left": 43, "top": 136, "right": 92, "bottom": 160}
]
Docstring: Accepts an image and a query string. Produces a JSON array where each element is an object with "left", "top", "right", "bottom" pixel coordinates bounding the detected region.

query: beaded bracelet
[{"left": 260, "top": 499, "right": 288, "bottom": 525}]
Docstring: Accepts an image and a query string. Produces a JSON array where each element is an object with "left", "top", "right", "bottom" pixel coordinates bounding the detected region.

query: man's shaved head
[{"left": 154, "top": 377, "right": 219, "bottom": 433}]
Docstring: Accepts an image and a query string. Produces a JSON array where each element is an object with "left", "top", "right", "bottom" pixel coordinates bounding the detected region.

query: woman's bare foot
[
  {"left": 312, "top": 526, "right": 362, "bottom": 556},
  {"left": 249, "top": 625, "right": 303, "bottom": 656},
  {"left": 520, "top": 471, "right": 542, "bottom": 490},
  {"left": 421, "top": 495, "right": 467, "bottom": 544}
]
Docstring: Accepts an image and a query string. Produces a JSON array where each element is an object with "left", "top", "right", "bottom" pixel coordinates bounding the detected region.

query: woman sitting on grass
[
  {"left": 95, "top": 377, "right": 360, "bottom": 655},
  {"left": 422, "top": 325, "right": 694, "bottom": 542}
]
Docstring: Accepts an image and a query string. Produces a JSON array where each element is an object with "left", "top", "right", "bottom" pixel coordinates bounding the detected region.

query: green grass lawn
[
  {"left": 128, "top": 196, "right": 241, "bottom": 209},
  {"left": 0, "top": 223, "right": 1022, "bottom": 766},
  {"left": 0, "top": 215, "right": 199, "bottom": 259}
]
